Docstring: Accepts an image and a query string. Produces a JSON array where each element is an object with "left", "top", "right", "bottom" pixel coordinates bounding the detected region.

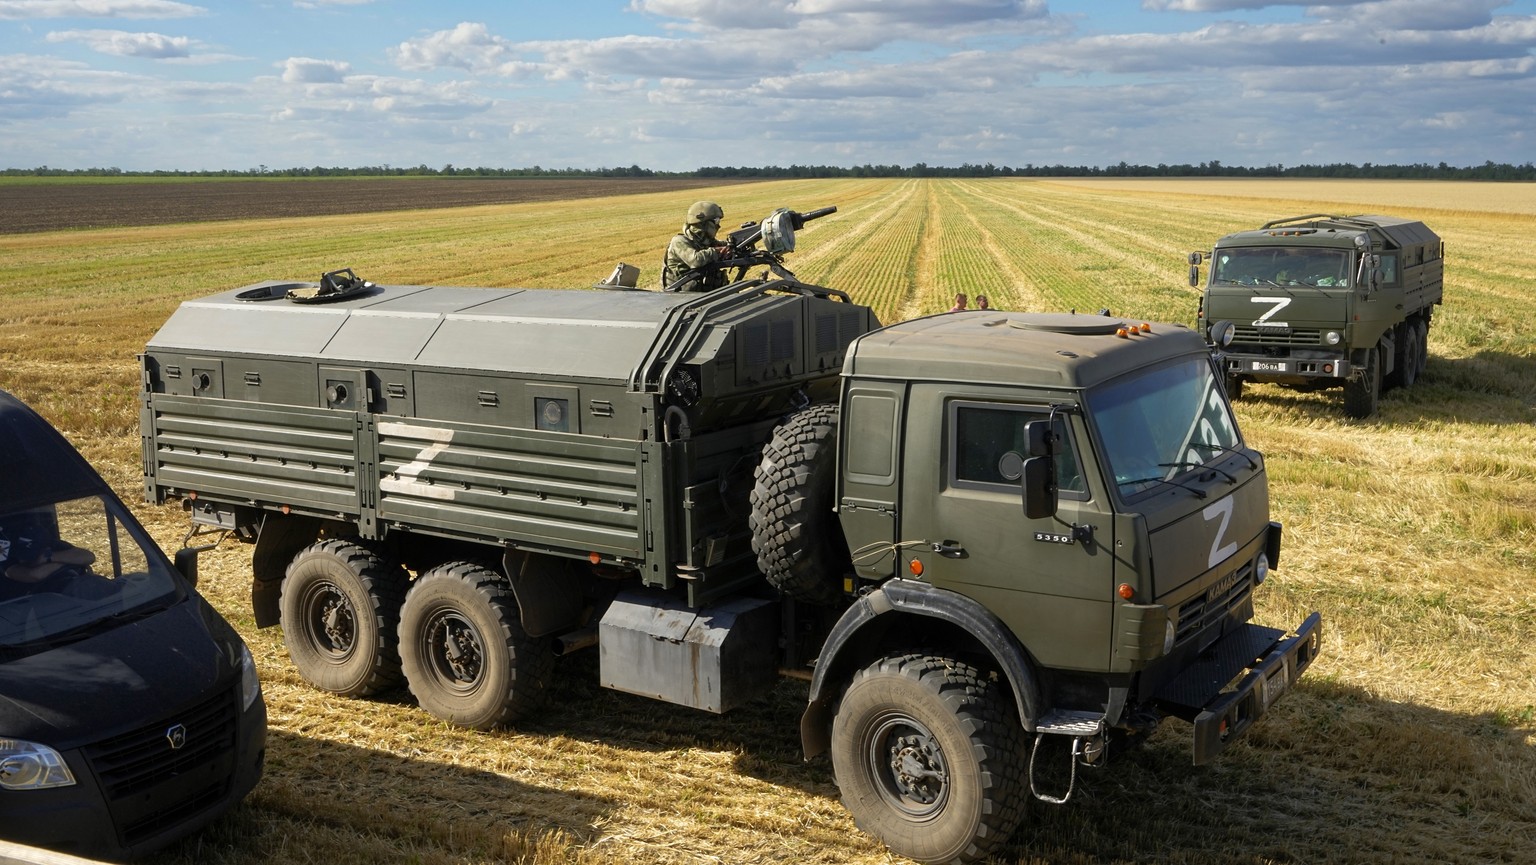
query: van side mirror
[
  {"left": 1021, "top": 420, "right": 1058, "bottom": 519},
  {"left": 173, "top": 546, "right": 199, "bottom": 588}
]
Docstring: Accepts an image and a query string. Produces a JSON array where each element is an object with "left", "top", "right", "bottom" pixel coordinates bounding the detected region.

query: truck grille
[
  {"left": 84, "top": 687, "right": 238, "bottom": 846},
  {"left": 1233, "top": 326, "right": 1322, "bottom": 346},
  {"left": 1174, "top": 561, "right": 1254, "bottom": 646}
]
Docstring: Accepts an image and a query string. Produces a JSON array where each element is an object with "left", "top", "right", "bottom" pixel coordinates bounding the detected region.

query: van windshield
[
  {"left": 1086, "top": 355, "right": 1242, "bottom": 501},
  {"left": 1213, "top": 247, "right": 1351, "bottom": 288},
  {"left": 0, "top": 495, "right": 183, "bottom": 651}
]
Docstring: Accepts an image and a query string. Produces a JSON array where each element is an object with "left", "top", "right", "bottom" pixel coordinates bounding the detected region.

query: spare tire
[{"left": 750, "top": 404, "right": 850, "bottom": 606}]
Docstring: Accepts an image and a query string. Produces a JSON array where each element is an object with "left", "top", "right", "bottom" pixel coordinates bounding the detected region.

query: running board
[{"left": 1030, "top": 710, "right": 1106, "bottom": 805}]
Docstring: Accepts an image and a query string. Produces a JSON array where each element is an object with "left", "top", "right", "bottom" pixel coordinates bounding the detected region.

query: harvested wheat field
[{"left": 1, "top": 177, "right": 1532, "bottom": 865}]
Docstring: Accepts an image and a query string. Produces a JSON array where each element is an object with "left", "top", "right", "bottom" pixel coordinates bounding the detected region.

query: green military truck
[
  {"left": 1190, "top": 214, "right": 1444, "bottom": 418},
  {"left": 140, "top": 216, "right": 1320, "bottom": 864}
]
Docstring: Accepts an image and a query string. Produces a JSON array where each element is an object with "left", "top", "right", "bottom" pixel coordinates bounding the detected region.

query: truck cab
[
  {"left": 0, "top": 389, "right": 265, "bottom": 860},
  {"left": 814, "top": 312, "right": 1316, "bottom": 761},
  {"left": 1192, "top": 214, "right": 1444, "bottom": 417}
]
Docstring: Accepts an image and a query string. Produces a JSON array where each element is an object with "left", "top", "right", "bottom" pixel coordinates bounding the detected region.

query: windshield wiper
[
  {"left": 1118, "top": 474, "right": 1208, "bottom": 500},
  {"left": 1158, "top": 460, "right": 1236, "bottom": 484},
  {"left": 1186, "top": 441, "right": 1258, "bottom": 470}
]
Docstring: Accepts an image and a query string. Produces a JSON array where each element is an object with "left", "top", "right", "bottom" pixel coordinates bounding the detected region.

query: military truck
[
  {"left": 140, "top": 210, "right": 1320, "bottom": 864},
  {"left": 1190, "top": 214, "right": 1443, "bottom": 418}
]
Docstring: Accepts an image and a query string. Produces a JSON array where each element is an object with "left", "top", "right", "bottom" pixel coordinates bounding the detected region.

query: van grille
[
  {"left": 84, "top": 687, "right": 238, "bottom": 845},
  {"left": 1175, "top": 561, "right": 1254, "bottom": 646}
]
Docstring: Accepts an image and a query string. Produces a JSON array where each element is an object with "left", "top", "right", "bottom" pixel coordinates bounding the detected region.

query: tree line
[{"left": 5, "top": 160, "right": 1533, "bottom": 181}]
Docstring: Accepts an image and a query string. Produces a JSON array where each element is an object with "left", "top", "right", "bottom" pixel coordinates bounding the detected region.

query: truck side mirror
[
  {"left": 1021, "top": 420, "right": 1058, "bottom": 519},
  {"left": 1189, "top": 264, "right": 1200, "bottom": 288},
  {"left": 174, "top": 546, "right": 200, "bottom": 588},
  {"left": 1022, "top": 457, "right": 1058, "bottom": 520},
  {"left": 1187, "top": 252, "right": 1203, "bottom": 266}
]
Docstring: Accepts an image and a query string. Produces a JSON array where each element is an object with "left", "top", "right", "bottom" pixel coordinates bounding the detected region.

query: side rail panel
[
  {"left": 144, "top": 394, "right": 361, "bottom": 519},
  {"left": 376, "top": 419, "right": 645, "bottom": 561}
]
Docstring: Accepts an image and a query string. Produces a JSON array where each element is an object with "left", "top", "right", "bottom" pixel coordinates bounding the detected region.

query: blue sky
[{"left": 2, "top": 0, "right": 1533, "bottom": 172}]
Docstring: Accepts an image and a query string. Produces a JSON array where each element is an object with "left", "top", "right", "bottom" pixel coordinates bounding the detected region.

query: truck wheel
[
  {"left": 1342, "top": 346, "right": 1380, "bottom": 419},
  {"left": 1398, "top": 324, "right": 1420, "bottom": 389},
  {"left": 1415, "top": 320, "right": 1430, "bottom": 377},
  {"left": 750, "top": 404, "right": 850, "bottom": 606},
  {"left": 831, "top": 654, "right": 1027, "bottom": 865},
  {"left": 398, "top": 562, "right": 552, "bottom": 730},
  {"left": 280, "top": 538, "right": 406, "bottom": 697}
]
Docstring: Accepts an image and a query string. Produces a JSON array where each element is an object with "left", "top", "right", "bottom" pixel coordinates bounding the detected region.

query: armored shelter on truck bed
[{"left": 142, "top": 280, "right": 878, "bottom": 612}]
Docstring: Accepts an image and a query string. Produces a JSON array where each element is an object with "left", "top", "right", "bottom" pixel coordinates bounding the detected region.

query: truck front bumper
[
  {"left": 1156, "top": 612, "right": 1322, "bottom": 765},
  {"left": 1226, "top": 353, "right": 1349, "bottom": 380}
]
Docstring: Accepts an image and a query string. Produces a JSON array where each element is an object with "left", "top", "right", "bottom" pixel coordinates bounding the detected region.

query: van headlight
[
  {"left": 238, "top": 644, "right": 262, "bottom": 711},
  {"left": 0, "top": 739, "right": 76, "bottom": 790}
]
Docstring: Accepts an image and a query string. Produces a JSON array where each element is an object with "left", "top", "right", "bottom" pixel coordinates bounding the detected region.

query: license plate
[
  {"left": 1262, "top": 666, "right": 1289, "bottom": 708},
  {"left": 1251, "top": 360, "right": 1287, "bottom": 372}
]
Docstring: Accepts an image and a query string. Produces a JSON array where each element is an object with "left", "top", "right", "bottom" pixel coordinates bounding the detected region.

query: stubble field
[{"left": 1, "top": 176, "right": 1533, "bottom": 865}]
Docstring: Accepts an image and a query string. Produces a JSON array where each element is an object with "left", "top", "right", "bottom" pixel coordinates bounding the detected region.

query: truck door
[{"left": 899, "top": 389, "right": 1115, "bottom": 671}]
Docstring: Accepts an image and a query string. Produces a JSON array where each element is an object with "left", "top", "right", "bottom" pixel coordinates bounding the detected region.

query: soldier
[{"left": 661, "top": 200, "right": 731, "bottom": 291}]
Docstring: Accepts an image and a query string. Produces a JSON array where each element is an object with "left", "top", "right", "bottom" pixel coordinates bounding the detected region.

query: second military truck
[
  {"left": 1191, "top": 214, "right": 1444, "bottom": 418},
  {"left": 140, "top": 220, "right": 1320, "bottom": 864}
]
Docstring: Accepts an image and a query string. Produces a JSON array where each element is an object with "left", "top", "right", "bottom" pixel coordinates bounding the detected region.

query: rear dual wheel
[
  {"left": 398, "top": 562, "right": 552, "bottom": 730},
  {"left": 280, "top": 538, "right": 406, "bottom": 697}
]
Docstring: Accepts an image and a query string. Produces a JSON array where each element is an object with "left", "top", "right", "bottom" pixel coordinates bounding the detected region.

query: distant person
[
  {"left": 661, "top": 201, "right": 731, "bottom": 292},
  {"left": 976, "top": 294, "right": 991, "bottom": 310},
  {"left": 949, "top": 293, "right": 968, "bottom": 312}
]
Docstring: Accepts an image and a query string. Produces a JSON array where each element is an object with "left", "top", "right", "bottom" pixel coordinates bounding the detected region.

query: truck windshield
[
  {"left": 0, "top": 495, "right": 183, "bottom": 652},
  {"left": 1086, "top": 356, "right": 1242, "bottom": 501},
  {"left": 1213, "top": 247, "right": 1351, "bottom": 287}
]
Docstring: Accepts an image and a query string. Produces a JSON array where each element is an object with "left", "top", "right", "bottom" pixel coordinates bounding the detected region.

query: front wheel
[
  {"left": 831, "top": 654, "right": 1026, "bottom": 865},
  {"left": 398, "top": 562, "right": 551, "bottom": 730},
  {"left": 1342, "top": 346, "right": 1381, "bottom": 419}
]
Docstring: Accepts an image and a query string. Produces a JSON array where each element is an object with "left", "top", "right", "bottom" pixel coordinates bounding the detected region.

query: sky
[{"left": 1, "top": 0, "right": 1534, "bottom": 172}]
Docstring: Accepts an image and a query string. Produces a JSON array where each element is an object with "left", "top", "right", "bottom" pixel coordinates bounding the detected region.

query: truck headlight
[
  {"left": 238, "top": 643, "right": 262, "bottom": 711},
  {"left": 1325, "top": 331, "right": 1342, "bottom": 346},
  {"left": 0, "top": 739, "right": 76, "bottom": 790},
  {"left": 1163, "top": 618, "right": 1177, "bottom": 656},
  {"left": 1255, "top": 553, "right": 1271, "bottom": 586}
]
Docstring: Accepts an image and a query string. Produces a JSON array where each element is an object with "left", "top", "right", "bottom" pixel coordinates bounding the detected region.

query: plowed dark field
[{"left": 0, "top": 177, "right": 753, "bottom": 233}]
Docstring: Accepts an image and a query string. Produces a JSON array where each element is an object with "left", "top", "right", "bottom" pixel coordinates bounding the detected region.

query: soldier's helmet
[{"left": 686, "top": 201, "right": 724, "bottom": 238}]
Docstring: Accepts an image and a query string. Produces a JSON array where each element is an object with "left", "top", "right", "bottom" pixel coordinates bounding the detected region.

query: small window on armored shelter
[
  {"left": 529, "top": 385, "right": 580, "bottom": 433},
  {"left": 535, "top": 398, "right": 570, "bottom": 433},
  {"left": 948, "top": 402, "right": 1086, "bottom": 498}
]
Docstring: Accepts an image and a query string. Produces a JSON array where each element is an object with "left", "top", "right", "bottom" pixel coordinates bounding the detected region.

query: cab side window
[{"left": 950, "top": 403, "right": 1086, "bottom": 497}]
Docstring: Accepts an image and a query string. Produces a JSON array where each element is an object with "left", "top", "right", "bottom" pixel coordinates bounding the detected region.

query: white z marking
[
  {"left": 1250, "top": 296, "right": 1291, "bottom": 327},
  {"left": 1203, "top": 497, "right": 1239, "bottom": 569}
]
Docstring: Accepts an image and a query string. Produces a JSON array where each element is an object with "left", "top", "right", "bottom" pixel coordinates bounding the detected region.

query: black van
[{"left": 0, "top": 388, "right": 265, "bottom": 859}]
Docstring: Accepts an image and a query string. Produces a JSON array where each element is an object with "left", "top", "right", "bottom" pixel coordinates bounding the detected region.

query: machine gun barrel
[{"left": 792, "top": 205, "right": 836, "bottom": 228}]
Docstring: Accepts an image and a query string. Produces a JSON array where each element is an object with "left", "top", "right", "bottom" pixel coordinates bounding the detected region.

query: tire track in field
[
  {"left": 794, "top": 178, "right": 922, "bottom": 275},
  {"left": 900, "top": 182, "right": 943, "bottom": 322},
  {"left": 801, "top": 179, "right": 928, "bottom": 319},
  {"left": 935, "top": 183, "right": 1050, "bottom": 314}
]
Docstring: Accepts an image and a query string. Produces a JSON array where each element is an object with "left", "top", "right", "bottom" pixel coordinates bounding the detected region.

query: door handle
[{"left": 932, "top": 540, "right": 968, "bottom": 559}]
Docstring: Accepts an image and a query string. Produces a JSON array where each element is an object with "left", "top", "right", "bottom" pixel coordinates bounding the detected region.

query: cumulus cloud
[
  {"left": 281, "top": 57, "right": 349, "bottom": 83},
  {"left": 0, "top": 0, "right": 204, "bottom": 19},
  {"left": 45, "top": 28, "right": 192, "bottom": 58},
  {"left": 390, "top": 21, "right": 514, "bottom": 72}
]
